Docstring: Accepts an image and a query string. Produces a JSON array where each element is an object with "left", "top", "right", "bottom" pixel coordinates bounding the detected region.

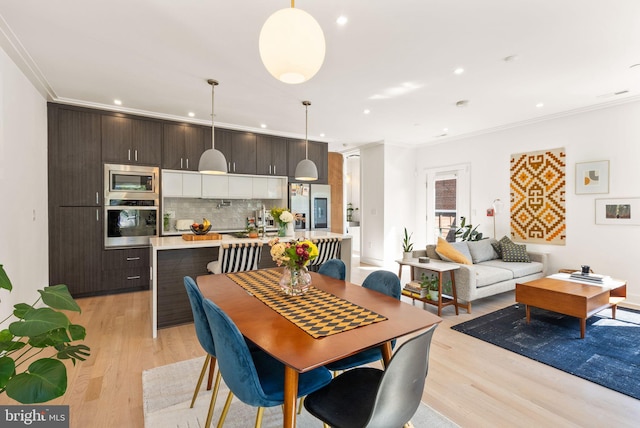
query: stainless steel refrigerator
[{"left": 289, "top": 183, "right": 331, "bottom": 231}]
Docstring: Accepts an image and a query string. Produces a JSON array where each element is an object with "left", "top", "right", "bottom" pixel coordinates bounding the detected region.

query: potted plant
[
  {"left": 0, "top": 264, "right": 90, "bottom": 403},
  {"left": 454, "top": 216, "right": 484, "bottom": 241},
  {"left": 419, "top": 273, "right": 439, "bottom": 299},
  {"left": 402, "top": 228, "right": 414, "bottom": 261}
]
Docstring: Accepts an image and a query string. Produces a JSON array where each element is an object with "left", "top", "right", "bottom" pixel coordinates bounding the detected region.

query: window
[{"left": 425, "top": 164, "right": 470, "bottom": 244}]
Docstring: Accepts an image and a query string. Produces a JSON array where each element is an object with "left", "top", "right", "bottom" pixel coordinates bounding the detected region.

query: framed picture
[
  {"left": 595, "top": 198, "right": 640, "bottom": 225},
  {"left": 575, "top": 160, "right": 609, "bottom": 194}
]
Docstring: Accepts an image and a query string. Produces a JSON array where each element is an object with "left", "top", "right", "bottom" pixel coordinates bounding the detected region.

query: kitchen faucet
[{"left": 261, "top": 204, "right": 266, "bottom": 238}]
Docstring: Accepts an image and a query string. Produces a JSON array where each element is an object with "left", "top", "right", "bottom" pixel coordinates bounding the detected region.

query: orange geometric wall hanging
[{"left": 510, "top": 148, "right": 566, "bottom": 245}]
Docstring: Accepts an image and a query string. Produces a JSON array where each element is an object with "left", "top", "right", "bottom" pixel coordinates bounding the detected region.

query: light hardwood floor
[{"left": 3, "top": 261, "right": 638, "bottom": 427}]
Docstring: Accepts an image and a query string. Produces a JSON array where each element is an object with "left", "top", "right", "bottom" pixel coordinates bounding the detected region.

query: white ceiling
[{"left": 2, "top": 0, "right": 640, "bottom": 153}]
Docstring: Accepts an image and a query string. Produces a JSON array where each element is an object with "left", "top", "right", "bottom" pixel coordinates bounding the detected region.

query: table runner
[{"left": 226, "top": 270, "right": 387, "bottom": 338}]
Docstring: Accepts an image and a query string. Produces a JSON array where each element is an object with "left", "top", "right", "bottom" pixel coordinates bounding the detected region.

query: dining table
[{"left": 197, "top": 268, "right": 442, "bottom": 428}]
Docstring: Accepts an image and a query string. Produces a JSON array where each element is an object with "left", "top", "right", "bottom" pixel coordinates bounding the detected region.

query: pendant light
[
  {"left": 294, "top": 100, "right": 318, "bottom": 181},
  {"left": 259, "top": 1, "right": 325, "bottom": 84},
  {"left": 199, "top": 79, "right": 228, "bottom": 174}
]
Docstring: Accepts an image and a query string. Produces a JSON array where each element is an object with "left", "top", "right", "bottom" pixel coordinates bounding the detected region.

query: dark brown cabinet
[
  {"left": 102, "top": 247, "right": 150, "bottom": 292},
  {"left": 48, "top": 106, "right": 102, "bottom": 207},
  {"left": 287, "top": 139, "right": 328, "bottom": 184},
  {"left": 215, "top": 128, "right": 257, "bottom": 174},
  {"left": 49, "top": 206, "right": 103, "bottom": 297},
  {"left": 102, "top": 115, "right": 162, "bottom": 165},
  {"left": 162, "top": 123, "right": 206, "bottom": 171},
  {"left": 256, "top": 135, "right": 287, "bottom": 176}
]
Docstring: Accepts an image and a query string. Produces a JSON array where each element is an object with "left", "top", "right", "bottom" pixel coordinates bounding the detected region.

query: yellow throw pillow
[{"left": 435, "top": 237, "right": 472, "bottom": 265}]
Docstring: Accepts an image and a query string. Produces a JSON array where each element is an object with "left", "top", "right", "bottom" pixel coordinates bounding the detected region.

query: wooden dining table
[{"left": 197, "top": 268, "right": 442, "bottom": 428}]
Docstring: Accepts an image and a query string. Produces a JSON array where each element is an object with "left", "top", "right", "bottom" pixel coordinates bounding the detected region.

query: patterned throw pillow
[
  {"left": 501, "top": 242, "right": 531, "bottom": 263},
  {"left": 492, "top": 235, "right": 513, "bottom": 259}
]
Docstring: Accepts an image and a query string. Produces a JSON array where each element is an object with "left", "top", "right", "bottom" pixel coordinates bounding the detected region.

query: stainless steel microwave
[{"left": 104, "top": 163, "right": 159, "bottom": 202}]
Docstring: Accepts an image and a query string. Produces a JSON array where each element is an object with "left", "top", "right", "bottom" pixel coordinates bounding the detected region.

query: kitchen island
[{"left": 149, "top": 231, "right": 352, "bottom": 337}]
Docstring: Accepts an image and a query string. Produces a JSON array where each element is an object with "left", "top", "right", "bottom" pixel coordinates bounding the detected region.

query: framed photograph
[
  {"left": 595, "top": 198, "right": 640, "bottom": 225},
  {"left": 576, "top": 160, "right": 609, "bottom": 194}
]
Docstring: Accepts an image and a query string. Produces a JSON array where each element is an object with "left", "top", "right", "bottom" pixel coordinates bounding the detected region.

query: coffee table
[{"left": 515, "top": 274, "right": 627, "bottom": 339}]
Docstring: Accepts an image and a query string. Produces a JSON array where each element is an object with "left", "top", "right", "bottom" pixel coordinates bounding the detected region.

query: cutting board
[{"left": 181, "top": 233, "right": 222, "bottom": 241}]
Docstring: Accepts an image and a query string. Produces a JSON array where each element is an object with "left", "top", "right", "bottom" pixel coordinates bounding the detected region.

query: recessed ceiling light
[
  {"left": 536, "top": 102, "right": 544, "bottom": 108},
  {"left": 188, "top": 112, "right": 195, "bottom": 117},
  {"left": 320, "top": 133, "right": 325, "bottom": 137},
  {"left": 363, "top": 109, "right": 371, "bottom": 114},
  {"left": 443, "top": 128, "right": 449, "bottom": 132},
  {"left": 453, "top": 68, "right": 464, "bottom": 75},
  {"left": 114, "top": 99, "right": 122, "bottom": 105},
  {"left": 336, "top": 16, "right": 348, "bottom": 25},
  {"left": 260, "top": 123, "right": 267, "bottom": 129}
]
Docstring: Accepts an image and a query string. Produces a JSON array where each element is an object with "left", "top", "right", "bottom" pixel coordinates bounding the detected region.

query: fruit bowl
[{"left": 190, "top": 224, "right": 212, "bottom": 235}]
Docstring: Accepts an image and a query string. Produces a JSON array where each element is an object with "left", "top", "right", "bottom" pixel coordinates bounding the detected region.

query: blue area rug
[{"left": 451, "top": 304, "right": 640, "bottom": 400}]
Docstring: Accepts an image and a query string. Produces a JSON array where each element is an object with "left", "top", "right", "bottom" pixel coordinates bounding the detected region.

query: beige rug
[{"left": 143, "top": 356, "right": 458, "bottom": 428}]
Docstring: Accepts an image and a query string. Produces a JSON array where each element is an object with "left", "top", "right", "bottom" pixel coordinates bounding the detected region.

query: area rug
[
  {"left": 143, "top": 357, "right": 458, "bottom": 428},
  {"left": 451, "top": 304, "right": 640, "bottom": 400}
]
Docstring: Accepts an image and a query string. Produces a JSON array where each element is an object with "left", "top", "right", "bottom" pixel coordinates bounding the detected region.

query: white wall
[
  {"left": 0, "top": 46, "right": 48, "bottom": 322},
  {"left": 415, "top": 100, "right": 640, "bottom": 305},
  {"left": 359, "top": 144, "right": 385, "bottom": 265}
]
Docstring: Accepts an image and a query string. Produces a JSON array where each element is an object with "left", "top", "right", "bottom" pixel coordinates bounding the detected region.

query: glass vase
[
  {"left": 279, "top": 266, "right": 312, "bottom": 296},
  {"left": 277, "top": 222, "right": 287, "bottom": 237}
]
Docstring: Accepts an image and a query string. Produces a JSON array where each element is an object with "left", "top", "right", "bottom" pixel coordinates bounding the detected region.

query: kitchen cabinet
[
  {"left": 101, "top": 115, "right": 162, "bottom": 165},
  {"left": 102, "top": 247, "right": 150, "bottom": 292},
  {"left": 215, "top": 128, "right": 257, "bottom": 174},
  {"left": 162, "top": 170, "right": 202, "bottom": 198},
  {"left": 256, "top": 135, "right": 287, "bottom": 176},
  {"left": 48, "top": 105, "right": 102, "bottom": 207},
  {"left": 162, "top": 123, "right": 206, "bottom": 171},
  {"left": 287, "top": 139, "right": 328, "bottom": 184},
  {"left": 49, "top": 206, "right": 103, "bottom": 297},
  {"left": 202, "top": 175, "right": 229, "bottom": 199},
  {"left": 228, "top": 176, "right": 253, "bottom": 199},
  {"left": 252, "top": 177, "right": 285, "bottom": 199}
]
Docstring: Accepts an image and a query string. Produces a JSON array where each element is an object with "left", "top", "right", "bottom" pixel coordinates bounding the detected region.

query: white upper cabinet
[
  {"left": 202, "top": 175, "right": 229, "bottom": 199},
  {"left": 162, "top": 170, "right": 202, "bottom": 198}
]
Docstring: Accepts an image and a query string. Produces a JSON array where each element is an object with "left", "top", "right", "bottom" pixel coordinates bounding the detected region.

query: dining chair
[
  {"left": 317, "top": 258, "right": 346, "bottom": 280},
  {"left": 304, "top": 324, "right": 438, "bottom": 428},
  {"left": 207, "top": 242, "right": 263, "bottom": 274},
  {"left": 308, "top": 237, "right": 342, "bottom": 272},
  {"left": 324, "top": 270, "right": 401, "bottom": 372},
  {"left": 183, "top": 276, "right": 222, "bottom": 428},
  {"left": 201, "top": 297, "right": 333, "bottom": 428}
]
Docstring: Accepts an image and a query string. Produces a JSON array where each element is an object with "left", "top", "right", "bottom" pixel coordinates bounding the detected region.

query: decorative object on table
[
  {"left": 270, "top": 207, "right": 296, "bottom": 237},
  {"left": 420, "top": 272, "right": 439, "bottom": 300},
  {"left": 190, "top": 218, "right": 212, "bottom": 235},
  {"left": 510, "top": 147, "right": 566, "bottom": 245},
  {"left": 246, "top": 226, "right": 259, "bottom": 238},
  {"left": 595, "top": 198, "right": 640, "bottom": 225},
  {"left": 575, "top": 160, "right": 609, "bottom": 194},
  {"left": 454, "top": 216, "right": 484, "bottom": 241},
  {"left": 259, "top": 2, "right": 325, "bottom": 84},
  {"left": 402, "top": 227, "right": 414, "bottom": 261},
  {"left": 268, "top": 237, "right": 318, "bottom": 295},
  {"left": 346, "top": 203, "right": 359, "bottom": 222},
  {"left": 0, "top": 264, "right": 90, "bottom": 403},
  {"left": 418, "top": 256, "right": 430, "bottom": 263},
  {"left": 581, "top": 265, "right": 590, "bottom": 275}
]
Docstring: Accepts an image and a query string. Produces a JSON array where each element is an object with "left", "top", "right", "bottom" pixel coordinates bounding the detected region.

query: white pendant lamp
[
  {"left": 199, "top": 79, "right": 228, "bottom": 175},
  {"left": 259, "top": 1, "right": 325, "bottom": 84},
  {"left": 294, "top": 101, "right": 318, "bottom": 181}
]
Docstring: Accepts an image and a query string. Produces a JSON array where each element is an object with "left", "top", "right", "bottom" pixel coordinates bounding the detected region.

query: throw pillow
[
  {"left": 435, "top": 237, "right": 472, "bottom": 265},
  {"left": 501, "top": 242, "right": 531, "bottom": 263},
  {"left": 493, "top": 235, "right": 514, "bottom": 259},
  {"left": 466, "top": 239, "right": 499, "bottom": 263}
]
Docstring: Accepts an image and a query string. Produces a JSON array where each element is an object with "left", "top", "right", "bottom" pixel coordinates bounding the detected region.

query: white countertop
[{"left": 150, "top": 231, "right": 351, "bottom": 250}]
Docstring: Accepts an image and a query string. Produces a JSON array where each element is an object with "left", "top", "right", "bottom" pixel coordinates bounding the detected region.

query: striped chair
[
  {"left": 206, "top": 242, "right": 263, "bottom": 274},
  {"left": 308, "top": 237, "right": 342, "bottom": 272}
]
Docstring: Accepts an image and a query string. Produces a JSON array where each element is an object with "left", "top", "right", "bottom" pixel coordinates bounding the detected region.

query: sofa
[{"left": 412, "top": 237, "right": 548, "bottom": 313}]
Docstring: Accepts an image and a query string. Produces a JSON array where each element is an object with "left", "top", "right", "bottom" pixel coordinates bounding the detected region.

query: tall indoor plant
[
  {"left": 0, "top": 264, "right": 90, "bottom": 403},
  {"left": 402, "top": 228, "right": 414, "bottom": 260}
]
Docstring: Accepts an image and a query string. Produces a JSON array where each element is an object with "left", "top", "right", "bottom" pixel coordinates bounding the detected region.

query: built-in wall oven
[{"left": 104, "top": 164, "right": 159, "bottom": 248}]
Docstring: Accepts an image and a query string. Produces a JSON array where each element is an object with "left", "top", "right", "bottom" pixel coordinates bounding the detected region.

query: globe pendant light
[
  {"left": 294, "top": 100, "right": 318, "bottom": 181},
  {"left": 259, "top": 1, "right": 325, "bottom": 84},
  {"left": 199, "top": 79, "right": 228, "bottom": 174}
]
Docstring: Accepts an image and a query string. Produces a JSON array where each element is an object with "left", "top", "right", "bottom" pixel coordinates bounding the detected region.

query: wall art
[{"left": 576, "top": 160, "right": 609, "bottom": 194}]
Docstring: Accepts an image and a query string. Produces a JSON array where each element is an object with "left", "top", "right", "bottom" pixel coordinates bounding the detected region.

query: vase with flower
[
  {"left": 271, "top": 207, "right": 296, "bottom": 237},
  {"left": 269, "top": 238, "right": 319, "bottom": 295}
]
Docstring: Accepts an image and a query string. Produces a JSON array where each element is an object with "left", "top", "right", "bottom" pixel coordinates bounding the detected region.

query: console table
[{"left": 395, "top": 258, "right": 460, "bottom": 316}]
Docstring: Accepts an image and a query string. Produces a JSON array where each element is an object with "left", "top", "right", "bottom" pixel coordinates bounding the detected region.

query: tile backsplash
[{"left": 163, "top": 198, "right": 284, "bottom": 233}]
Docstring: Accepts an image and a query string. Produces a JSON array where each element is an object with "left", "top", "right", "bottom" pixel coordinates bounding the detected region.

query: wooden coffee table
[{"left": 515, "top": 275, "right": 627, "bottom": 339}]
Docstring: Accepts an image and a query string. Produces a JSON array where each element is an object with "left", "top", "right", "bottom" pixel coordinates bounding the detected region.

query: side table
[{"left": 395, "top": 258, "right": 460, "bottom": 316}]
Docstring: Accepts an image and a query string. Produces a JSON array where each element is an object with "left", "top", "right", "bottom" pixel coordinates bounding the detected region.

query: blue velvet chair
[
  {"left": 325, "top": 270, "right": 401, "bottom": 372},
  {"left": 304, "top": 325, "right": 438, "bottom": 428},
  {"left": 202, "top": 298, "right": 333, "bottom": 427},
  {"left": 317, "top": 258, "right": 346, "bottom": 280},
  {"left": 183, "top": 276, "right": 222, "bottom": 428}
]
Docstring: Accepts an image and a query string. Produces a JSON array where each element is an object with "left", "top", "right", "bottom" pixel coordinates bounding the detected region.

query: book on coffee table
[{"left": 569, "top": 272, "right": 609, "bottom": 284}]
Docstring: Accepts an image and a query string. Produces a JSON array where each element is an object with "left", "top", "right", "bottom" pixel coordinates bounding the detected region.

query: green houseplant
[
  {"left": 0, "top": 264, "right": 90, "bottom": 403},
  {"left": 455, "top": 216, "right": 484, "bottom": 241},
  {"left": 402, "top": 228, "right": 414, "bottom": 261},
  {"left": 420, "top": 273, "right": 439, "bottom": 300}
]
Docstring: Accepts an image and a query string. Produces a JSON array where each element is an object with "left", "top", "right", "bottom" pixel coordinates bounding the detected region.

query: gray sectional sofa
[{"left": 412, "top": 238, "right": 548, "bottom": 313}]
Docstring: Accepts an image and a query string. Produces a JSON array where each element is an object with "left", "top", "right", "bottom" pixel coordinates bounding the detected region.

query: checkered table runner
[{"left": 226, "top": 270, "right": 387, "bottom": 338}]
